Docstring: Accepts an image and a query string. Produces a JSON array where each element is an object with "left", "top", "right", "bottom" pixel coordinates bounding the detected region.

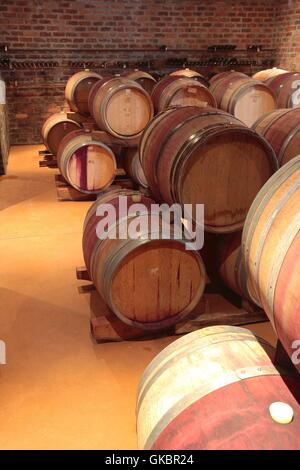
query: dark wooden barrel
[
  {"left": 218, "top": 78, "right": 277, "bottom": 127},
  {"left": 41, "top": 112, "right": 81, "bottom": 156},
  {"left": 126, "top": 70, "right": 157, "bottom": 94},
  {"left": 266, "top": 72, "right": 300, "bottom": 108},
  {"left": 216, "top": 231, "right": 249, "bottom": 299},
  {"left": 139, "top": 106, "right": 278, "bottom": 233},
  {"left": 242, "top": 155, "right": 300, "bottom": 372},
  {"left": 56, "top": 129, "right": 116, "bottom": 193},
  {"left": 151, "top": 76, "right": 183, "bottom": 112},
  {"left": 122, "top": 148, "right": 148, "bottom": 188},
  {"left": 82, "top": 189, "right": 206, "bottom": 330},
  {"left": 209, "top": 73, "right": 250, "bottom": 107},
  {"left": 137, "top": 325, "right": 300, "bottom": 450},
  {"left": 253, "top": 68, "right": 288, "bottom": 82},
  {"left": 253, "top": 108, "right": 300, "bottom": 166},
  {"left": 88, "top": 77, "right": 153, "bottom": 139},
  {"left": 156, "top": 78, "right": 216, "bottom": 112},
  {"left": 170, "top": 68, "right": 209, "bottom": 87},
  {"left": 65, "top": 70, "right": 102, "bottom": 116}
]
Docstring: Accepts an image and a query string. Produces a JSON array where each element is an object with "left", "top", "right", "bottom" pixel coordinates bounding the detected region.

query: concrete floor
[{"left": 0, "top": 145, "right": 276, "bottom": 450}]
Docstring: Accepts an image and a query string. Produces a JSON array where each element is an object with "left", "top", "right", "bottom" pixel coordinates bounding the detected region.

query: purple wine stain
[{"left": 74, "top": 145, "right": 88, "bottom": 190}]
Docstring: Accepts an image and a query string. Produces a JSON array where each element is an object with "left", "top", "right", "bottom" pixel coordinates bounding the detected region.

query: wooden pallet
[
  {"left": 54, "top": 171, "right": 134, "bottom": 202},
  {"left": 76, "top": 266, "right": 268, "bottom": 343},
  {"left": 39, "top": 150, "right": 58, "bottom": 168}
]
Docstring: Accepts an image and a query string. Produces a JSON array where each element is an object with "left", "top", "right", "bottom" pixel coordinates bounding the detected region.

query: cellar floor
[{"left": 0, "top": 145, "right": 277, "bottom": 450}]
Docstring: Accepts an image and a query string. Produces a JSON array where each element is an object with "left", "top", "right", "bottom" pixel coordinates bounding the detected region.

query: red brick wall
[
  {"left": 275, "top": 0, "right": 300, "bottom": 70},
  {"left": 0, "top": 0, "right": 278, "bottom": 145}
]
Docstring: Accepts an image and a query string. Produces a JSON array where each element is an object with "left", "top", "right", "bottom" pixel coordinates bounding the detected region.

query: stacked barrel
[
  {"left": 137, "top": 325, "right": 300, "bottom": 449},
  {"left": 82, "top": 188, "right": 206, "bottom": 330},
  {"left": 41, "top": 69, "right": 155, "bottom": 194}
]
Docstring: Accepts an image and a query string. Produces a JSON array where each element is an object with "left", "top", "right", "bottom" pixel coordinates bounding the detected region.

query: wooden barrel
[
  {"left": 157, "top": 78, "right": 216, "bottom": 112},
  {"left": 41, "top": 112, "right": 81, "bottom": 156},
  {"left": 216, "top": 231, "right": 253, "bottom": 301},
  {"left": 170, "top": 68, "right": 209, "bottom": 87},
  {"left": 126, "top": 70, "right": 157, "bottom": 94},
  {"left": 253, "top": 68, "right": 288, "bottom": 82},
  {"left": 88, "top": 77, "right": 154, "bottom": 139},
  {"left": 266, "top": 72, "right": 300, "bottom": 108},
  {"left": 151, "top": 76, "right": 183, "bottom": 112},
  {"left": 253, "top": 108, "right": 300, "bottom": 166},
  {"left": 137, "top": 325, "right": 300, "bottom": 450},
  {"left": 209, "top": 71, "right": 248, "bottom": 86},
  {"left": 242, "top": 155, "right": 300, "bottom": 372},
  {"left": 56, "top": 129, "right": 116, "bottom": 193},
  {"left": 122, "top": 148, "right": 148, "bottom": 188},
  {"left": 139, "top": 106, "right": 278, "bottom": 233},
  {"left": 65, "top": 70, "right": 102, "bottom": 116},
  {"left": 219, "top": 78, "right": 277, "bottom": 127},
  {"left": 82, "top": 189, "right": 206, "bottom": 330},
  {"left": 209, "top": 73, "right": 250, "bottom": 107}
]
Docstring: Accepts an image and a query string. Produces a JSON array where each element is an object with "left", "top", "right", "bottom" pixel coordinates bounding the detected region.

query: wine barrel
[
  {"left": 65, "top": 70, "right": 102, "bottom": 116},
  {"left": 123, "top": 148, "right": 148, "bottom": 188},
  {"left": 216, "top": 231, "right": 250, "bottom": 299},
  {"left": 151, "top": 76, "right": 183, "bottom": 112},
  {"left": 41, "top": 112, "right": 81, "bottom": 156},
  {"left": 253, "top": 108, "right": 300, "bottom": 166},
  {"left": 219, "top": 78, "right": 277, "bottom": 127},
  {"left": 82, "top": 189, "right": 206, "bottom": 330},
  {"left": 88, "top": 77, "right": 153, "bottom": 139},
  {"left": 139, "top": 106, "right": 278, "bottom": 233},
  {"left": 209, "top": 70, "right": 248, "bottom": 86},
  {"left": 170, "top": 68, "right": 209, "bottom": 87},
  {"left": 57, "top": 129, "right": 116, "bottom": 193},
  {"left": 266, "top": 72, "right": 300, "bottom": 108},
  {"left": 242, "top": 155, "right": 300, "bottom": 372},
  {"left": 253, "top": 68, "right": 288, "bottom": 82},
  {"left": 126, "top": 70, "right": 157, "bottom": 94},
  {"left": 137, "top": 325, "right": 300, "bottom": 450},
  {"left": 209, "top": 73, "right": 250, "bottom": 107},
  {"left": 157, "top": 78, "right": 216, "bottom": 112}
]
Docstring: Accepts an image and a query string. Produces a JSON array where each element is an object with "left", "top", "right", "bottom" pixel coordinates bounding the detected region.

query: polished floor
[{"left": 0, "top": 146, "right": 276, "bottom": 450}]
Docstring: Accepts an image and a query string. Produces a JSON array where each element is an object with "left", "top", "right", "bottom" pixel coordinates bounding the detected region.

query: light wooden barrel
[
  {"left": 170, "top": 68, "right": 209, "bottom": 87},
  {"left": 82, "top": 189, "right": 206, "bottom": 330},
  {"left": 123, "top": 148, "right": 148, "bottom": 188},
  {"left": 253, "top": 108, "right": 300, "bottom": 166},
  {"left": 266, "top": 72, "right": 300, "bottom": 108},
  {"left": 157, "top": 78, "right": 216, "bottom": 112},
  {"left": 209, "top": 73, "right": 250, "bottom": 107},
  {"left": 65, "top": 70, "right": 102, "bottom": 116},
  {"left": 242, "top": 155, "right": 300, "bottom": 372},
  {"left": 41, "top": 112, "right": 81, "bottom": 156},
  {"left": 56, "top": 129, "right": 116, "bottom": 193},
  {"left": 209, "top": 71, "right": 248, "bottom": 86},
  {"left": 126, "top": 70, "right": 157, "bottom": 94},
  {"left": 253, "top": 68, "right": 288, "bottom": 82},
  {"left": 88, "top": 77, "right": 154, "bottom": 139},
  {"left": 139, "top": 106, "right": 278, "bottom": 233},
  {"left": 137, "top": 325, "right": 300, "bottom": 450},
  {"left": 219, "top": 78, "right": 277, "bottom": 127}
]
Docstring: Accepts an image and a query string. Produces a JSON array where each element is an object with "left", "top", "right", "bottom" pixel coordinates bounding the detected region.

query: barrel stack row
[
  {"left": 40, "top": 68, "right": 300, "bottom": 336},
  {"left": 40, "top": 65, "right": 300, "bottom": 195}
]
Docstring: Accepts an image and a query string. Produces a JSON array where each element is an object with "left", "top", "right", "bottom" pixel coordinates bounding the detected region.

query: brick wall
[
  {"left": 0, "top": 0, "right": 278, "bottom": 145},
  {"left": 275, "top": 0, "right": 300, "bottom": 70}
]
